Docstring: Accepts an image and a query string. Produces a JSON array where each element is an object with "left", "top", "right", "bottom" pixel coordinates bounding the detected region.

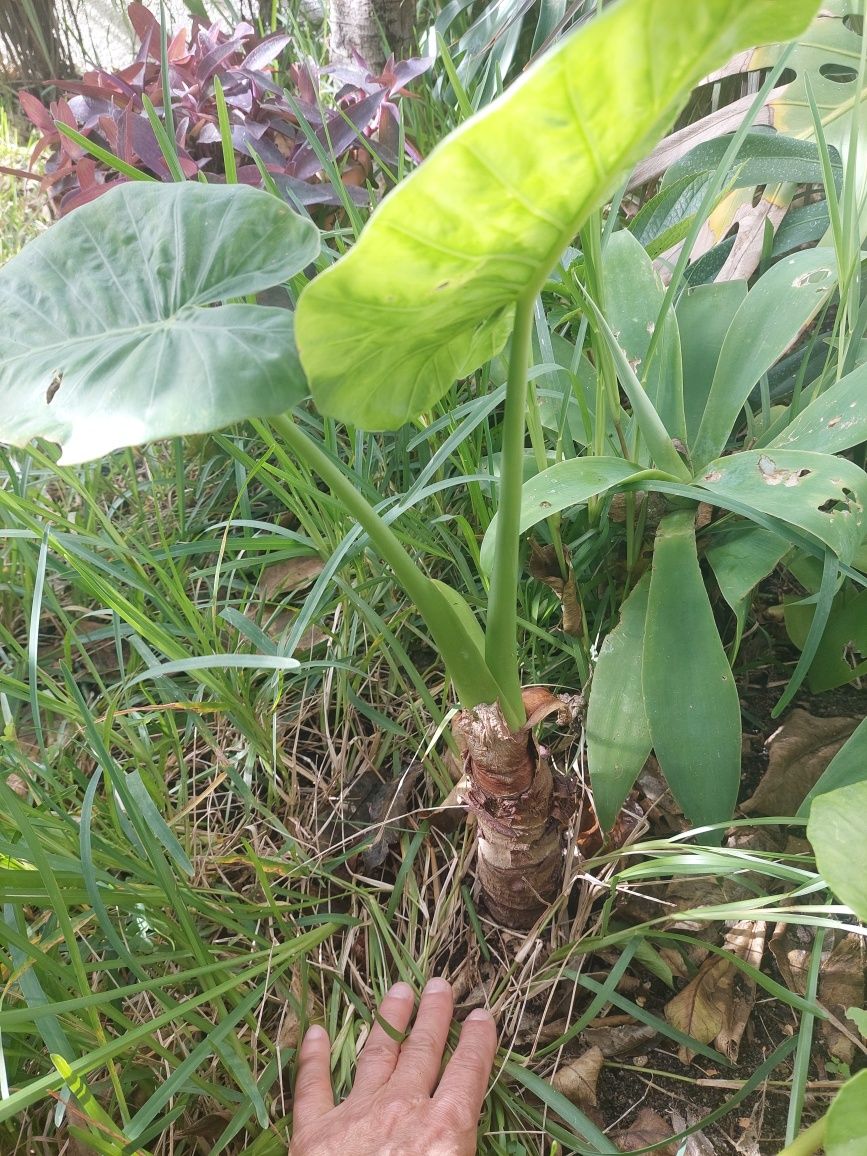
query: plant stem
[
  {"left": 483, "top": 290, "right": 536, "bottom": 729},
  {"left": 776, "top": 1118, "right": 826, "bottom": 1156},
  {"left": 268, "top": 413, "right": 504, "bottom": 714}
]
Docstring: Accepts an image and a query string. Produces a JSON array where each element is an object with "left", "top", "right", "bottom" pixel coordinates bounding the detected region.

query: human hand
[{"left": 290, "top": 977, "right": 498, "bottom": 1156}]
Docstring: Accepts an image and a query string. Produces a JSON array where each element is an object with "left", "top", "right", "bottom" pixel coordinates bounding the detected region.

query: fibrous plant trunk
[
  {"left": 0, "top": 0, "right": 74, "bottom": 83},
  {"left": 328, "top": 0, "right": 415, "bottom": 69},
  {"left": 453, "top": 688, "right": 582, "bottom": 929}
]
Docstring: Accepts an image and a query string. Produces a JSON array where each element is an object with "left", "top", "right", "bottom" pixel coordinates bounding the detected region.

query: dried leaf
[
  {"left": 6, "top": 773, "right": 28, "bottom": 799},
  {"left": 715, "top": 921, "right": 767, "bottom": 1062},
  {"left": 528, "top": 542, "right": 582, "bottom": 635},
  {"left": 262, "top": 608, "right": 329, "bottom": 650},
  {"left": 819, "top": 933, "right": 865, "bottom": 1065},
  {"left": 769, "top": 922, "right": 812, "bottom": 997},
  {"left": 742, "top": 710, "right": 860, "bottom": 816},
  {"left": 258, "top": 553, "right": 324, "bottom": 597},
  {"left": 665, "top": 954, "right": 735, "bottom": 1061},
  {"left": 582, "top": 1022, "right": 657, "bottom": 1057},
  {"left": 355, "top": 765, "right": 422, "bottom": 869},
  {"left": 616, "top": 1107, "right": 677, "bottom": 1154},
  {"left": 551, "top": 1046, "right": 604, "bottom": 1110}
]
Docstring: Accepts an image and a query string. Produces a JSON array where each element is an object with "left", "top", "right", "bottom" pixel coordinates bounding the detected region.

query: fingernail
[
  {"left": 304, "top": 1024, "right": 328, "bottom": 1041},
  {"left": 389, "top": 981, "right": 414, "bottom": 1001},
  {"left": 467, "top": 1007, "right": 493, "bottom": 1022},
  {"left": 424, "top": 976, "right": 451, "bottom": 995}
]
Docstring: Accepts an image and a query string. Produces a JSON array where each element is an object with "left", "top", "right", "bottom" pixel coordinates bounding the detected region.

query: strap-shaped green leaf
[
  {"left": 691, "top": 247, "right": 838, "bottom": 468},
  {"left": 0, "top": 183, "right": 319, "bottom": 464},
  {"left": 643, "top": 511, "right": 741, "bottom": 834},
  {"left": 296, "top": 0, "right": 822, "bottom": 429},
  {"left": 769, "top": 359, "right": 867, "bottom": 456},
  {"left": 587, "top": 574, "right": 652, "bottom": 832}
]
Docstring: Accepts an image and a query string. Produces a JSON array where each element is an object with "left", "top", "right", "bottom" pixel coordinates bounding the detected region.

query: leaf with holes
[
  {"left": 0, "top": 182, "right": 319, "bottom": 464},
  {"left": 695, "top": 450, "right": 867, "bottom": 564}
]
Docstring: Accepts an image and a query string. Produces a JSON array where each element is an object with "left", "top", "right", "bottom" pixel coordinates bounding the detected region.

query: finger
[
  {"left": 293, "top": 1025, "right": 335, "bottom": 1128},
  {"left": 349, "top": 981, "right": 416, "bottom": 1096},
  {"left": 391, "top": 976, "right": 454, "bottom": 1094},
  {"left": 433, "top": 1007, "right": 497, "bottom": 1121}
]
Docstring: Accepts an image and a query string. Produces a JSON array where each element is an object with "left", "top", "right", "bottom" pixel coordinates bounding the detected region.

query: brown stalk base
[{"left": 453, "top": 689, "right": 579, "bottom": 929}]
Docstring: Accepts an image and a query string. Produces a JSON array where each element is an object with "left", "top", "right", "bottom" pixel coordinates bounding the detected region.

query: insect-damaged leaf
[{"left": 295, "top": 0, "right": 822, "bottom": 429}]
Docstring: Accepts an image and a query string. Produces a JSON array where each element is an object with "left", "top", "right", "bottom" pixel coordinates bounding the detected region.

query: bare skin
[{"left": 290, "top": 977, "right": 498, "bottom": 1156}]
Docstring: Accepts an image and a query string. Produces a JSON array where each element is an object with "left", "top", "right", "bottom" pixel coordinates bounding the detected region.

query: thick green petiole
[
  {"left": 268, "top": 412, "right": 506, "bottom": 715},
  {"left": 483, "top": 291, "right": 536, "bottom": 729}
]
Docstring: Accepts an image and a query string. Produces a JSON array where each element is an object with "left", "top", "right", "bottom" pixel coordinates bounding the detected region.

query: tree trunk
[
  {"left": 453, "top": 690, "right": 581, "bottom": 929},
  {"left": 0, "top": 0, "right": 74, "bottom": 83},
  {"left": 328, "top": 0, "right": 415, "bottom": 70}
]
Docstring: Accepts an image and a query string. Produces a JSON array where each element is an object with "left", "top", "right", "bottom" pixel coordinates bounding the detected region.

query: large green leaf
[
  {"left": 705, "top": 525, "right": 791, "bottom": 654},
  {"left": 769, "top": 360, "right": 867, "bottom": 456},
  {"left": 295, "top": 0, "right": 822, "bottom": 429},
  {"left": 0, "top": 183, "right": 319, "bottom": 464},
  {"left": 480, "top": 457, "right": 646, "bottom": 573},
  {"left": 602, "top": 231, "right": 684, "bottom": 441},
  {"left": 587, "top": 574, "right": 652, "bottom": 831},
  {"left": 825, "top": 1070, "right": 867, "bottom": 1156},
  {"left": 808, "top": 780, "right": 867, "bottom": 922},
  {"left": 676, "top": 281, "right": 746, "bottom": 446},
  {"left": 643, "top": 511, "right": 741, "bottom": 834},
  {"left": 695, "top": 450, "right": 867, "bottom": 563},
  {"left": 691, "top": 247, "right": 838, "bottom": 467},
  {"left": 799, "top": 717, "right": 867, "bottom": 817}
]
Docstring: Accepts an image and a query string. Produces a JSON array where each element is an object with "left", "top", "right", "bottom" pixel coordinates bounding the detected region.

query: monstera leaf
[
  {"left": 295, "top": 0, "right": 822, "bottom": 430},
  {"left": 0, "top": 182, "right": 318, "bottom": 464}
]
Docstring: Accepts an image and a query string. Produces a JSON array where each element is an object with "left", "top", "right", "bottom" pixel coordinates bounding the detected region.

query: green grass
[
  {"left": 0, "top": 104, "right": 46, "bottom": 264},
  {"left": 1, "top": 7, "right": 866, "bottom": 1153}
]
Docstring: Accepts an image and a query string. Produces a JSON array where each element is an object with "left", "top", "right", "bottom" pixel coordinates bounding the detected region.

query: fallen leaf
[
  {"left": 670, "top": 1110, "right": 719, "bottom": 1155},
  {"left": 582, "top": 1022, "right": 657, "bottom": 1057},
  {"left": 258, "top": 553, "right": 324, "bottom": 597},
  {"left": 259, "top": 604, "right": 329, "bottom": 649},
  {"left": 742, "top": 710, "right": 860, "bottom": 816},
  {"left": 768, "top": 922, "right": 813, "bottom": 996},
  {"left": 665, "top": 954, "right": 735, "bottom": 1061},
  {"left": 528, "top": 542, "right": 582, "bottom": 635},
  {"left": 715, "top": 921, "right": 767, "bottom": 1062},
  {"left": 616, "top": 1107, "right": 677, "bottom": 1154},
  {"left": 819, "top": 933, "right": 865, "bottom": 1065},
  {"left": 354, "top": 764, "right": 422, "bottom": 869},
  {"left": 551, "top": 1045, "right": 604, "bottom": 1109}
]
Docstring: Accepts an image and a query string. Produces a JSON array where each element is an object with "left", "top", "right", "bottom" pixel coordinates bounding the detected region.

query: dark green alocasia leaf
[
  {"left": 691, "top": 247, "right": 838, "bottom": 468},
  {"left": 0, "top": 183, "right": 319, "bottom": 464},
  {"left": 295, "top": 0, "right": 823, "bottom": 429},
  {"left": 768, "top": 360, "right": 867, "bottom": 456},
  {"left": 587, "top": 574, "right": 652, "bottom": 831},
  {"left": 644, "top": 511, "right": 741, "bottom": 834},
  {"left": 695, "top": 450, "right": 867, "bottom": 564},
  {"left": 808, "top": 781, "right": 867, "bottom": 922},
  {"left": 799, "top": 717, "right": 867, "bottom": 817},
  {"left": 825, "top": 1070, "right": 867, "bottom": 1156}
]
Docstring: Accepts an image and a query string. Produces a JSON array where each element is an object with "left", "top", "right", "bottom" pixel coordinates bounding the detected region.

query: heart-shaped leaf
[
  {"left": 0, "top": 182, "right": 319, "bottom": 464},
  {"left": 295, "top": 0, "right": 822, "bottom": 429}
]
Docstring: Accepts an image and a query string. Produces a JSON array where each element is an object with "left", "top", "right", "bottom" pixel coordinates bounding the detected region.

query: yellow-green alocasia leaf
[{"left": 296, "top": 0, "right": 821, "bottom": 429}]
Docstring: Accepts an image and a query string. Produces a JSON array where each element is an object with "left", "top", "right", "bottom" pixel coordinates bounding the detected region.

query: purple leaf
[
  {"left": 291, "top": 88, "right": 385, "bottom": 180},
  {"left": 240, "top": 33, "right": 292, "bottom": 72}
]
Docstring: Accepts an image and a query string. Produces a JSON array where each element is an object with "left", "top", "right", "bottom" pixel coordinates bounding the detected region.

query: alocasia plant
[{"left": 0, "top": 0, "right": 834, "bottom": 927}]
